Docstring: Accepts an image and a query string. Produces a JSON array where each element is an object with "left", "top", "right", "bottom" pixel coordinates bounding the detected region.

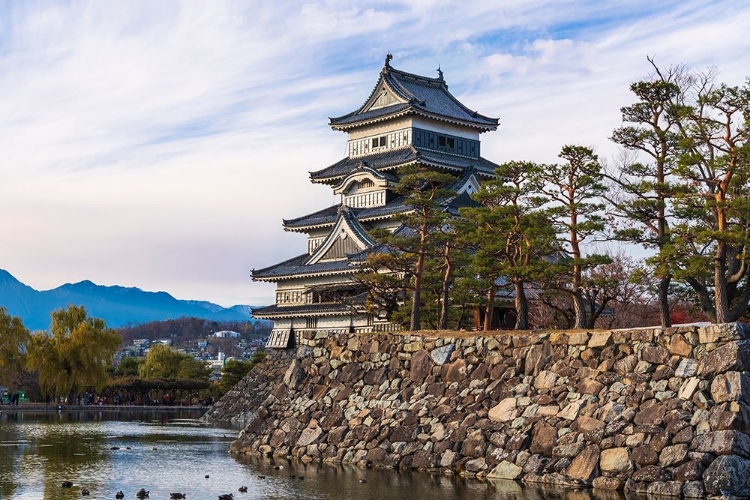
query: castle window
[
  {"left": 360, "top": 179, "right": 374, "bottom": 189},
  {"left": 438, "top": 135, "right": 455, "bottom": 150},
  {"left": 371, "top": 135, "right": 388, "bottom": 149}
]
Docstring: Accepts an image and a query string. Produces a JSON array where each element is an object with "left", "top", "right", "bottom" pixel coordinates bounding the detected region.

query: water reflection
[{"left": 1, "top": 412, "right": 630, "bottom": 500}]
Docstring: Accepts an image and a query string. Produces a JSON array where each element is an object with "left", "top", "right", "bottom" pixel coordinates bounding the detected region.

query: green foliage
[
  {"left": 138, "top": 343, "right": 210, "bottom": 381},
  {"left": 0, "top": 307, "right": 30, "bottom": 390},
  {"left": 667, "top": 77, "right": 750, "bottom": 322},
  {"left": 459, "top": 161, "right": 556, "bottom": 329},
  {"left": 27, "top": 305, "right": 122, "bottom": 398},
  {"left": 177, "top": 357, "right": 212, "bottom": 381},
  {"left": 217, "top": 357, "right": 253, "bottom": 395},
  {"left": 607, "top": 65, "right": 686, "bottom": 327},
  {"left": 114, "top": 356, "right": 142, "bottom": 377},
  {"left": 357, "top": 165, "right": 457, "bottom": 330},
  {"left": 531, "top": 145, "right": 611, "bottom": 329}
]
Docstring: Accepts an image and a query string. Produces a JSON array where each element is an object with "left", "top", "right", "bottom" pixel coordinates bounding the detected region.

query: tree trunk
[
  {"left": 655, "top": 130, "right": 672, "bottom": 328},
  {"left": 410, "top": 249, "right": 425, "bottom": 331},
  {"left": 572, "top": 292, "right": 587, "bottom": 329},
  {"left": 728, "top": 283, "right": 750, "bottom": 321},
  {"left": 484, "top": 286, "right": 495, "bottom": 332},
  {"left": 438, "top": 245, "right": 452, "bottom": 330},
  {"left": 715, "top": 264, "right": 730, "bottom": 324},
  {"left": 657, "top": 276, "right": 672, "bottom": 327},
  {"left": 455, "top": 304, "right": 467, "bottom": 330},
  {"left": 686, "top": 277, "right": 716, "bottom": 322},
  {"left": 514, "top": 281, "right": 528, "bottom": 329},
  {"left": 714, "top": 237, "right": 730, "bottom": 324}
]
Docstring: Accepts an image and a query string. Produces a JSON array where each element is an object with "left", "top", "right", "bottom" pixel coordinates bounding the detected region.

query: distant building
[
  {"left": 214, "top": 330, "right": 240, "bottom": 338},
  {"left": 252, "top": 55, "right": 499, "bottom": 348}
]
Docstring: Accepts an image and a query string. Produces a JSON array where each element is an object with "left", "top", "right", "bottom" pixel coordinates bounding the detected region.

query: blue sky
[{"left": 0, "top": 0, "right": 749, "bottom": 307}]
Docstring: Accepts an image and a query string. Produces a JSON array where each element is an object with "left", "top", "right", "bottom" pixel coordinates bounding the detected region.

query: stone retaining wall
[{"left": 205, "top": 324, "right": 750, "bottom": 498}]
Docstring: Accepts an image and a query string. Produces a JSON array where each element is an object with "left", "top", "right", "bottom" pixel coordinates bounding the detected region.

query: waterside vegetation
[{"left": 0, "top": 305, "right": 265, "bottom": 404}]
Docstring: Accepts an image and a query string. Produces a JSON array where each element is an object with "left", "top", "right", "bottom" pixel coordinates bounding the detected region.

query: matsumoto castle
[{"left": 252, "top": 55, "right": 500, "bottom": 348}]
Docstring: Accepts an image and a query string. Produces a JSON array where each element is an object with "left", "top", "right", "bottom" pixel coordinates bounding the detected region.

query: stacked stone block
[{"left": 207, "top": 324, "right": 750, "bottom": 498}]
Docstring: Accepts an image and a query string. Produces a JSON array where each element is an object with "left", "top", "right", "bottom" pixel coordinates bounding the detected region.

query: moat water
[{"left": 0, "top": 411, "right": 626, "bottom": 500}]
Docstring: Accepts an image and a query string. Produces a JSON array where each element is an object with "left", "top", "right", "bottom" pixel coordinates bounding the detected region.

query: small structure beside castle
[{"left": 252, "top": 55, "right": 499, "bottom": 348}]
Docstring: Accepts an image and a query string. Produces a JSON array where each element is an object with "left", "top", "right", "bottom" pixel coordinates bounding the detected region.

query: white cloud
[{"left": 0, "top": 0, "right": 748, "bottom": 307}]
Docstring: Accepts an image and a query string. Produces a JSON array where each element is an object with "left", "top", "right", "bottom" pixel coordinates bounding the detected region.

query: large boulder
[
  {"left": 529, "top": 424, "right": 556, "bottom": 456},
  {"left": 489, "top": 398, "right": 518, "bottom": 423},
  {"left": 565, "top": 444, "right": 600, "bottom": 483},
  {"left": 693, "top": 430, "right": 750, "bottom": 458},
  {"left": 524, "top": 341, "right": 552, "bottom": 376},
  {"left": 710, "top": 371, "right": 750, "bottom": 404},
  {"left": 430, "top": 344, "right": 455, "bottom": 365},
  {"left": 703, "top": 454, "right": 750, "bottom": 496},
  {"left": 600, "top": 448, "right": 632, "bottom": 473},
  {"left": 409, "top": 350, "right": 433, "bottom": 382},
  {"left": 443, "top": 359, "right": 467, "bottom": 382},
  {"left": 641, "top": 345, "right": 670, "bottom": 365},
  {"left": 487, "top": 461, "right": 523, "bottom": 480},
  {"left": 296, "top": 426, "right": 322, "bottom": 447},
  {"left": 698, "top": 340, "right": 750, "bottom": 376},
  {"left": 283, "top": 358, "right": 304, "bottom": 389}
]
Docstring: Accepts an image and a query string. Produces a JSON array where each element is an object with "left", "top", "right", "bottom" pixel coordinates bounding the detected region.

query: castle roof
[
  {"left": 254, "top": 209, "right": 376, "bottom": 281},
  {"left": 309, "top": 145, "right": 499, "bottom": 184},
  {"left": 283, "top": 198, "right": 410, "bottom": 232},
  {"left": 251, "top": 252, "right": 360, "bottom": 281},
  {"left": 329, "top": 55, "right": 498, "bottom": 132},
  {"left": 251, "top": 298, "right": 366, "bottom": 319}
]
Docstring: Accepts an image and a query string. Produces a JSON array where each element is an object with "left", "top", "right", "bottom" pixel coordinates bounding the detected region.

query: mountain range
[{"left": 0, "top": 269, "right": 258, "bottom": 330}]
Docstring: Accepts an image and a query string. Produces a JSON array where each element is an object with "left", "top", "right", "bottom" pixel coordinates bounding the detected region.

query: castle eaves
[{"left": 309, "top": 146, "right": 499, "bottom": 184}]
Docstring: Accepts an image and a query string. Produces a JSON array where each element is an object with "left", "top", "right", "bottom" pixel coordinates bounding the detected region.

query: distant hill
[{"left": 0, "top": 269, "right": 261, "bottom": 330}]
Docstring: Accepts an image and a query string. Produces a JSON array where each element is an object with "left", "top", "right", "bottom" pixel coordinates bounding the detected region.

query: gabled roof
[
  {"left": 329, "top": 55, "right": 498, "bottom": 132},
  {"left": 447, "top": 167, "right": 480, "bottom": 194},
  {"left": 309, "top": 145, "right": 499, "bottom": 184},
  {"left": 253, "top": 209, "right": 376, "bottom": 282},
  {"left": 306, "top": 208, "right": 376, "bottom": 265}
]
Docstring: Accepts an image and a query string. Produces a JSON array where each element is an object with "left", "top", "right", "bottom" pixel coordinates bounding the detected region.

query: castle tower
[{"left": 253, "top": 55, "right": 499, "bottom": 348}]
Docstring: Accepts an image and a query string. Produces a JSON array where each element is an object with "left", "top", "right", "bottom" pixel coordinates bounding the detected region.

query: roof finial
[
  {"left": 385, "top": 53, "right": 393, "bottom": 68},
  {"left": 437, "top": 65, "right": 443, "bottom": 81}
]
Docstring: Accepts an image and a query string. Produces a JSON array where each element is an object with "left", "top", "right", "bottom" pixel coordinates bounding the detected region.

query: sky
[{"left": 0, "top": 0, "right": 749, "bottom": 308}]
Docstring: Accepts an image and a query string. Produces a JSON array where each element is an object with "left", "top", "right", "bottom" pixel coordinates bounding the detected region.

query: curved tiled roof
[
  {"left": 284, "top": 198, "right": 411, "bottom": 231},
  {"left": 283, "top": 205, "right": 340, "bottom": 229},
  {"left": 309, "top": 146, "right": 499, "bottom": 184},
  {"left": 329, "top": 57, "right": 498, "bottom": 131},
  {"left": 251, "top": 252, "right": 362, "bottom": 281},
  {"left": 312, "top": 147, "right": 418, "bottom": 181},
  {"left": 252, "top": 301, "right": 362, "bottom": 318}
]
